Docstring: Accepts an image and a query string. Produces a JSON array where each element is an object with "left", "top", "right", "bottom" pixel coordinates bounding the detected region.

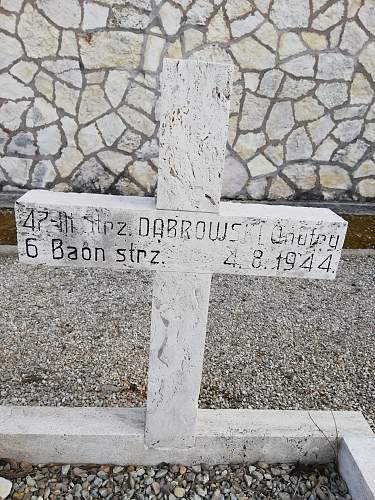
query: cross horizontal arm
[{"left": 16, "top": 190, "right": 347, "bottom": 280}]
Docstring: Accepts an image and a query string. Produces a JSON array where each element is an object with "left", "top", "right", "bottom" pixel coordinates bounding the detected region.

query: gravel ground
[
  {"left": 0, "top": 253, "right": 374, "bottom": 430},
  {"left": 0, "top": 460, "right": 351, "bottom": 500}
]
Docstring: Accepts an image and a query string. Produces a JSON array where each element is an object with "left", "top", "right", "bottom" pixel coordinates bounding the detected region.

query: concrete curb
[
  {"left": 339, "top": 437, "right": 375, "bottom": 500},
  {"left": 0, "top": 407, "right": 372, "bottom": 465}
]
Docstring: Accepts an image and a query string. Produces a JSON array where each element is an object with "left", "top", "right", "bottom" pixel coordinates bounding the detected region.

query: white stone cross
[{"left": 15, "top": 58, "right": 347, "bottom": 450}]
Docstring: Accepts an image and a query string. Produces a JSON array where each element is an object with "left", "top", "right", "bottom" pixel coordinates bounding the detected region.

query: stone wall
[{"left": 0, "top": 0, "right": 374, "bottom": 202}]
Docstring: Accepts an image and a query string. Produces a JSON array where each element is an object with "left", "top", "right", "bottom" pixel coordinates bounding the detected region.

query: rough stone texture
[{"left": 0, "top": 0, "right": 374, "bottom": 201}]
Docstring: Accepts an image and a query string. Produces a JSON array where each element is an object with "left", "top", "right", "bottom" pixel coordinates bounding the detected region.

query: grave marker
[{"left": 15, "top": 58, "right": 348, "bottom": 451}]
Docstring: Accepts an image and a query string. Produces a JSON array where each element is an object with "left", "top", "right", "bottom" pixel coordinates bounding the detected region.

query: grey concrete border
[
  {"left": 0, "top": 407, "right": 372, "bottom": 465},
  {"left": 339, "top": 437, "right": 375, "bottom": 500}
]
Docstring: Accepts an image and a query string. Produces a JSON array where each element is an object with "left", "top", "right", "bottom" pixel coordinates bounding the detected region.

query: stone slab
[
  {"left": 0, "top": 407, "right": 372, "bottom": 465},
  {"left": 16, "top": 190, "right": 347, "bottom": 279},
  {"left": 339, "top": 437, "right": 375, "bottom": 500}
]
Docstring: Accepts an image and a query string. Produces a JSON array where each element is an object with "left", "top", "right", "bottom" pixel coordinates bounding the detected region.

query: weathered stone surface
[
  {"left": 143, "top": 34, "right": 165, "bottom": 72},
  {"left": 0, "top": 74, "right": 34, "bottom": 100},
  {"left": 26, "top": 98, "right": 58, "bottom": 127},
  {"left": 0, "top": 101, "right": 30, "bottom": 131},
  {"left": 246, "top": 177, "right": 268, "bottom": 200},
  {"left": 320, "top": 165, "right": 351, "bottom": 190},
  {"left": 247, "top": 154, "right": 276, "bottom": 177},
  {"left": 332, "top": 140, "right": 369, "bottom": 167},
  {"left": 79, "top": 86, "right": 110, "bottom": 124},
  {"left": 234, "top": 132, "right": 266, "bottom": 160},
  {"left": 35, "top": 71, "right": 54, "bottom": 101},
  {"left": 128, "top": 161, "right": 157, "bottom": 193},
  {"left": 350, "top": 73, "right": 374, "bottom": 104},
  {"left": 308, "top": 115, "right": 335, "bottom": 145},
  {"left": 83, "top": 1, "right": 109, "bottom": 30},
  {"left": 353, "top": 159, "right": 375, "bottom": 178},
  {"left": 358, "top": 42, "right": 375, "bottom": 82},
  {"left": 279, "top": 32, "right": 306, "bottom": 59},
  {"left": 254, "top": 22, "right": 278, "bottom": 50},
  {"left": 0, "top": 32, "right": 23, "bottom": 70},
  {"left": 18, "top": 3, "right": 59, "bottom": 58},
  {"left": 0, "top": 128, "right": 9, "bottom": 154},
  {"left": 240, "top": 94, "right": 270, "bottom": 131},
  {"left": 1, "top": 0, "right": 23, "bottom": 12},
  {"left": 312, "top": 1, "right": 345, "bottom": 30},
  {"left": 231, "top": 11, "right": 263, "bottom": 37},
  {"left": 78, "top": 124, "right": 104, "bottom": 155},
  {"left": 127, "top": 84, "right": 156, "bottom": 115},
  {"left": 105, "top": 70, "right": 130, "bottom": 107},
  {"left": 279, "top": 77, "right": 315, "bottom": 99},
  {"left": 10, "top": 60, "right": 38, "bottom": 83},
  {"left": 286, "top": 127, "right": 313, "bottom": 161},
  {"left": 264, "top": 144, "right": 284, "bottom": 166},
  {"left": 284, "top": 163, "right": 316, "bottom": 191},
  {"left": 118, "top": 105, "right": 156, "bottom": 137},
  {"left": 118, "top": 129, "right": 142, "bottom": 153},
  {"left": 225, "top": 0, "right": 254, "bottom": 20},
  {"left": 98, "top": 150, "right": 132, "bottom": 175},
  {"left": 266, "top": 101, "right": 294, "bottom": 140},
  {"left": 187, "top": 0, "right": 214, "bottom": 25},
  {"left": 79, "top": 31, "right": 143, "bottom": 70},
  {"left": 315, "top": 82, "right": 348, "bottom": 109},
  {"left": 334, "top": 106, "right": 367, "bottom": 120},
  {"left": 301, "top": 31, "right": 327, "bottom": 50},
  {"left": 71, "top": 158, "right": 114, "bottom": 193},
  {"left": 110, "top": 4, "right": 151, "bottom": 29},
  {"left": 340, "top": 21, "right": 368, "bottom": 55},
  {"left": 356, "top": 178, "right": 375, "bottom": 198},
  {"left": 269, "top": 176, "right": 294, "bottom": 199},
  {"left": 42, "top": 59, "right": 82, "bottom": 88},
  {"left": 159, "top": 2, "right": 182, "bottom": 36},
  {"left": 55, "top": 82, "right": 80, "bottom": 116},
  {"left": 333, "top": 120, "right": 363, "bottom": 143},
  {"left": 207, "top": 8, "right": 230, "bottom": 42},
  {"left": 96, "top": 113, "right": 125, "bottom": 146},
  {"left": 37, "top": 125, "right": 61, "bottom": 155},
  {"left": 313, "top": 137, "right": 338, "bottom": 161},
  {"left": 32, "top": 160, "right": 56, "bottom": 188},
  {"left": 221, "top": 156, "right": 249, "bottom": 197},
  {"left": 37, "top": 0, "right": 81, "bottom": 28},
  {"left": 0, "top": 11, "right": 17, "bottom": 33},
  {"left": 56, "top": 147, "right": 83, "bottom": 177},
  {"left": 358, "top": 0, "right": 375, "bottom": 36},
  {"left": 183, "top": 29, "right": 204, "bottom": 52},
  {"left": 280, "top": 55, "right": 315, "bottom": 78},
  {"left": 363, "top": 122, "right": 375, "bottom": 142},
  {"left": 258, "top": 70, "right": 283, "bottom": 98},
  {"left": 8, "top": 131, "right": 36, "bottom": 155},
  {"left": 270, "top": 0, "right": 310, "bottom": 28},
  {"left": 317, "top": 53, "right": 354, "bottom": 81},
  {"left": 294, "top": 96, "right": 324, "bottom": 122},
  {"left": 60, "top": 31, "right": 79, "bottom": 58},
  {"left": 0, "top": 157, "right": 32, "bottom": 186},
  {"left": 231, "top": 37, "right": 275, "bottom": 70}
]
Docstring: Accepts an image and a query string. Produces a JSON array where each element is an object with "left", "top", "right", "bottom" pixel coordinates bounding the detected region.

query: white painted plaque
[{"left": 16, "top": 190, "right": 347, "bottom": 280}]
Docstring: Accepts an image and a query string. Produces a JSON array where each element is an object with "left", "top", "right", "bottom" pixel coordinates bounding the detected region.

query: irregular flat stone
[
  {"left": 320, "top": 165, "right": 351, "bottom": 190},
  {"left": 42, "top": 59, "right": 82, "bottom": 88},
  {"left": 78, "top": 123, "right": 104, "bottom": 155},
  {"left": 26, "top": 98, "right": 58, "bottom": 127},
  {"left": 234, "top": 132, "right": 266, "bottom": 160},
  {"left": 317, "top": 53, "right": 354, "bottom": 81},
  {"left": 118, "top": 105, "right": 156, "bottom": 137},
  {"left": 56, "top": 147, "right": 83, "bottom": 177},
  {"left": 333, "top": 105, "right": 367, "bottom": 120},
  {"left": 312, "top": 0, "right": 344, "bottom": 30},
  {"left": 358, "top": 0, "right": 375, "bottom": 36},
  {"left": 279, "top": 32, "right": 306, "bottom": 59},
  {"left": 126, "top": 84, "right": 156, "bottom": 115},
  {"left": 118, "top": 129, "right": 142, "bottom": 153},
  {"left": 10, "top": 60, "right": 38, "bottom": 84},
  {"left": 231, "top": 37, "right": 275, "bottom": 70},
  {"left": 221, "top": 156, "right": 249, "bottom": 197},
  {"left": 79, "top": 31, "right": 143, "bottom": 70},
  {"left": 246, "top": 177, "right": 268, "bottom": 200},
  {"left": 32, "top": 160, "right": 56, "bottom": 188},
  {"left": 187, "top": 0, "right": 214, "bottom": 25},
  {"left": 98, "top": 150, "right": 132, "bottom": 175},
  {"left": 18, "top": 3, "right": 59, "bottom": 58},
  {"left": 254, "top": 22, "right": 278, "bottom": 50},
  {"left": 280, "top": 55, "right": 315, "bottom": 78},
  {"left": 71, "top": 157, "right": 114, "bottom": 193},
  {"left": 159, "top": 2, "right": 182, "bottom": 36},
  {"left": 105, "top": 70, "right": 130, "bottom": 107},
  {"left": 286, "top": 127, "right": 313, "bottom": 161},
  {"left": 308, "top": 115, "right": 335, "bottom": 145},
  {"left": 247, "top": 154, "right": 276, "bottom": 177},
  {"left": 313, "top": 137, "right": 338, "bottom": 161},
  {"left": 356, "top": 178, "right": 375, "bottom": 198},
  {"left": 270, "top": 0, "right": 310, "bottom": 28},
  {"left": 353, "top": 159, "right": 375, "bottom": 178},
  {"left": 225, "top": 0, "right": 254, "bottom": 20},
  {"left": 258, "top": 69, "right": 283, "bottom": 98},
  {"left": 183, "top": 29, "right": 204, "bottom": 53},
  {"left": 301, "top": 31, "right": 327, "bottom": 50},
  {"left": 283, "top": 163, "right": 316, "bottom": 191},
  {"left": 0, "top": 32, "right": 23, "bottom": 70},
  {"left": 60, "top": 30, "right": 79, "bottom": 58},
  {"left": 109, "top": 4, "right": 151, "bottom": 30},
  {"left": 315, "top": 82, "right": 348, "bottom": 108},
  {"left": 55, "top": 81, "right": 80, "bottom": 116},
  {"left": 79, "top": 85, "right": 110, "bottom": 124},
  {"left": 36, "top": 0, "right": 81, "bottom": 28},
  {"left": 207, "top": 7, "right": 230, "bottom": 42},
  {"left": 333, "top": 119, "right": 363, "bottom": 143},
  {"left": 363, "top": 122, "right": 375, "bottom": 142},
  {"left": 8, "top": 131, "right": 36, "bottom": 155},
  {"left": 61, "top": 116, "right": 77, "bottom": 146},
  {"left": 0, "top": 101, "right": 30, "bottom": 131},
  {"left": 350, "top": 73, "right": 374, "bottom": 104},
  {"left": 279, "top": 77, "right": 315, "bottom": 99},
  {"left": 359, "top": 42, "right": 375, "bottom": 82},
  {"left": 240, "top": 93, "right": 270, "bottom": 131},
  {"left": 83, "top": 1, "right": 109, "bottom": 29},
  {"left": 96, "top": 112, "right": 125, "bottom": 146},
  {"left": 0, "top": 477, "right": 12, "bottom": 499},
  {"left": 268, "top": 176, "right": 294, "bottom": 199},
  {"left": 0, "top": 10, "right": 17, "bottom": 33},
  {"left": 340, "top": 20, "right": 368, "bottom": 55},
  {"left": 0, "top": 74, "right": 34, "bottom": 100},
  {"left": 37, "top": 125, "right": 61, "bottom": 155},
  {"left": 0, "top": 128, "right": 9, "bottom": 154},
  {"left": 264, "top": 144, "right": 284, "bottom": 166},
  {"left": 128, "top": 161, "right": 157, "bottom": 194},
  {"left": 35, "top": 71, "right": 54, "bottom": 101},
  {"left": 1, "top": 0, "right": 23, "bottom": 12},
  {"left": 332, "top": 140, "right": 369, "bottom": 167},
  {"left": 0, "top": 157, "right": 32, "bottom": 186},
  {"left": 266, "top": 101, "right": 294, "bottom": 140},
  {"left": 231, "top": 11, "right": 263, "bottom": 37},
  {"left": 294, "top": 96, "right": 324, "bottom": 122}
]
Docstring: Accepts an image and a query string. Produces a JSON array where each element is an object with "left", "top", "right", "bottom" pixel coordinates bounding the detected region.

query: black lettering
[
  {"left": 104, "top": 221, "right": 114, "bottom": 234},
  {"left": 153, "top": 218, "right": 164, "bottom": 238},
  {"left": 117, "top": 221, "right": 127, "bottom": 236},
  {"left": 95, "top": 247, "right": 105, "bottom": 262},
  {"left": 116, "top": 248, "right": 126, "bottom": 262},
  {"left": 25, "top": 237, "right": 38, "bottom": 258},
  {"left": 137, "top": 249, "right": 147, "bottom": 263},
  {"left": 181, "top": 220, "right": 192, "bottom": 239},
  {"left": 167, "top": 219, "right": 177, "bottom": 237},
  {"left": 208, "top": 221, "right": 227, "bottom": 241},
  {"left": 271, "top": 224, "right": 283, "bottom": 244},
  {"left": 52, "top": 238, "right": 63, "bottom": 259},
  {"left": 150, "top": 250, "right": 160, "bottom": 264},
  {"left": 329, "top": 234, "right": 339, "bottom": 249},
  {"left": 67, "top": 246, "right": 78, "bottom": 260},
  {"left": 195, "top": 221, "right": 206, "bottom": 240},
  {"left": 229, "top": 223, "right": 241, "bottom": 242},
  {"left": 129, "top": 242, "right": 135, "bottom": 262},
  {"left": 23, "top": 210, "right": 35, "bottom": 231},
  {"left": 81, "top": 245, "right": 91, "bottom": 261},
  {"left": 139, "top": 217, "right": 149, "bottom": 236}
]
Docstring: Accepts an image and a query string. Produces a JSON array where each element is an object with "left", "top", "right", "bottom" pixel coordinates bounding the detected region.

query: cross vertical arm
[{"left": 145, "top": 58, "right": 233, "bottom": 448}]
